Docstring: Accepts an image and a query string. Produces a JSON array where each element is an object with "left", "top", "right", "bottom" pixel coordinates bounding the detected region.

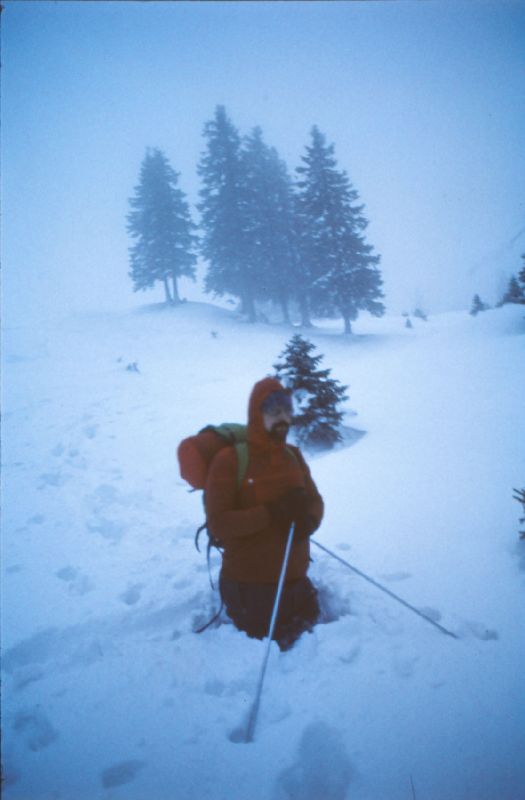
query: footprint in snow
[
  {"left": 13, "top": 665, "right": 45, "bottom": 691},
  {"left": 12, "top": 708, "right": 59, "bottom": 752},
  {"left": 119, "top": 584, "right": 143, "bottom": 606},
  {"left": 275, "top": 722, "right": 352, "bottom": 800},
  {"left": 393, "top": 651, "right": 420, "bottom": 678},
  {"left": 56, "top": 566, "right": 79, "bottom": 581},
  {"left": 87, "top": 516, "right": 126, "bottom": 543},
  {"left": 38, "top": 472, "right": 70, "bottom": 489},
  {"left": 56, "top": 566, "right": 94, "bottom": 596},
  {"left": 91, "top": 483, "right": 120, "bottom": 505},
  {"left": 83, "top": 424, "right": 99, "bottom": 439},
  {"left": 316, "top": 582, "right": 353, "bottom": 624},
  {"left": 101, "top": 760, "right": 145, "bottom": 789},
  {"left": 460, "top": 620, "right": 499, "bottom": 641},
  {"left": 1, "top": 764, "right": 20, "bottom": 788}
]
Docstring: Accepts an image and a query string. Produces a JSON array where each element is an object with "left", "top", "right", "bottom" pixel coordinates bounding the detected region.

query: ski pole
[
  {"left": 311, "top": 539, "right": 458, "bottom": 639},
  {"left": 243, "top": 523, "right": 296, "bottom": 743}
]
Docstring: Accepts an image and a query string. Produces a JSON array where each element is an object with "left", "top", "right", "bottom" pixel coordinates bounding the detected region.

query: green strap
[
  {"left": 234, "top": 442, "right": 249, "bottom": 488},
  {"left": 234, "top": 443, "right": 298, "bottom": 488}
]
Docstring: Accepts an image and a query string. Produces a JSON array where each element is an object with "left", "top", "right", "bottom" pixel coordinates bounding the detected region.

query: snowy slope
[{"left": 1, "top": 301, "right": 524, "bottom": 800}]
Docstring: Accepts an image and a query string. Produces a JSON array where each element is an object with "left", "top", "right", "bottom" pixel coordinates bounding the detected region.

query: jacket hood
[{"left": 247, "top": 377, "right": 288, "bottom": 448}]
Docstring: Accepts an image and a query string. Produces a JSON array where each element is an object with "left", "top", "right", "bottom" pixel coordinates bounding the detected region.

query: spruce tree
[
  {"left": 240, "top": 128, "right": 297, "bottom": 323},
  {"left": 296, "top": 126, "right": 384, "bottom": 334},
  {"left": 198, "top": 106, "right": 255, "bottom": 320},
  {"left": 513, "top": 488, "right": 525, "bottom": 539},
  {"left": 273, "top": 334, "right": 348, "bottom": 448},
  {"left": 470, "top": 294, "right": 489, "bottom": 315},
  {"left": 519, "top": 254, "right": 525, "bottom": 288},
  {"left": 127, "top": 148, "right": 197, "bottom": 304},
  {"left": 500, "top": 275, "right": 525, "bottom": 305}
]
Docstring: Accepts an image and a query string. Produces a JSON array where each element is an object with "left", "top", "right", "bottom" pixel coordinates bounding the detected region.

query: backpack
[
  {"left": 177, "top": 423, "right": 251, "bottom": 567},
  {"left": 178, "top": 423, "right": 298, "bottom": 632},
  {"left": 177, "top": 423, "right": 249, "bottom": 493}
]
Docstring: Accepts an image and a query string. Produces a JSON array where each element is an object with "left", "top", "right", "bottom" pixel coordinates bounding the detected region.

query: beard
[{"left": 269, "top": 421, "right": 290, "bottom": 442}]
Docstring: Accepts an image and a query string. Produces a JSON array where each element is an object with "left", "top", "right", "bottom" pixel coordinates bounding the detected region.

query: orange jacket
[{"left": 205, "top": 377, "right": 324, "bottom": 584}]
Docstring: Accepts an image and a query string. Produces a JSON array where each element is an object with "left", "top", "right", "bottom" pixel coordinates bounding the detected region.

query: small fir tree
[
  {"left": 273, "top": 334, "right": 348, "bottom": 449},
  {"left": 470, "top": 294, "right": 489, "bottom": 316},
  {"left": 127, "top": 148, "right": 197, "bottom": 304},
  {"left": 413, "top": 307, "right": 428, "bottom": 321},
  {"left": 499, "top": 275, "right": 525, "bottom": 306},
  {"left": 513, "top": 488, "right": 525, "bottom": 540},
  {"left": 519, "top": 254, "right": 525, "bottom": 288}
]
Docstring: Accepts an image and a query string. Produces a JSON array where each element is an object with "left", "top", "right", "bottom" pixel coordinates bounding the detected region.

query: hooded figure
[{"left": 205, "top": 377, "right": 324, "bottom": 648}]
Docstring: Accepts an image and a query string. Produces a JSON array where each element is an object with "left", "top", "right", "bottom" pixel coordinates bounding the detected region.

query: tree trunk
[
  {"left": 163, "top": 277, "right": 174, "bottom": 305},
  {"left": 171, "top": 273, "right": 181, "bottom": 304},
  {"left": 242, "top": 293, "right": 257, "bottom": 323},
  {"left": 343, "top": 314, "right": 353, "bottom": 335},
  {"left": 280, "top": 297, "right": 291, "bottom": 325},
  {"left": 299, "top": 295, "right": 312, "bottom": 328}
]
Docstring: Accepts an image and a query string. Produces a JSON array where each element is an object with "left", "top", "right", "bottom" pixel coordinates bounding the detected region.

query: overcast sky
[{"left": 2, "top": 0, "right": 524, "bottom": 318}]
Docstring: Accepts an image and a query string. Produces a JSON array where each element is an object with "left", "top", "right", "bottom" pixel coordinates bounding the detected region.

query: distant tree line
[
  {"left": 127, "top": 105, "right": 384, "bottom": 334},
  {"left": 470, "top": 254, "right": 525, "bottom": 315}
]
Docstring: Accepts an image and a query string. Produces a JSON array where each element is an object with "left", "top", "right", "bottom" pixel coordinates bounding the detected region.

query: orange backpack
[{"left": 177, "top": 423, "right": 249, "bottom": 490}]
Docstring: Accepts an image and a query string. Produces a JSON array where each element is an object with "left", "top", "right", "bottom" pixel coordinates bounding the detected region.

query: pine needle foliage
[
  {"left": 513, "top": 488, "right": 525, "bottom": 540},
  {"left": 273, "top": 334, "right": 348, "bottom": 449},
  {"left": 127, "top": 148, "right": 197, "bottom": 304},
  {"left": 470, "top": 294, "right": 489, "bottom": 315}
]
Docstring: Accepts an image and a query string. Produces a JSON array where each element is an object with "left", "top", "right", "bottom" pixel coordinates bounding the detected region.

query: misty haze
[{"left": 1, "top": 3, "right": 524, "bottom": 799}]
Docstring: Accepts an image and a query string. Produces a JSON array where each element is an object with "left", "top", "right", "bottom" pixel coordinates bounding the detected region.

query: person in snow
[{"left": 205, "top": 377, "right": 324, "bottom": 649}]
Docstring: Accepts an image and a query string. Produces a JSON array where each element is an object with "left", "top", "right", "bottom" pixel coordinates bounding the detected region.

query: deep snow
[{"left": 1, "top": 301, "right": 524, "bottom": 800}]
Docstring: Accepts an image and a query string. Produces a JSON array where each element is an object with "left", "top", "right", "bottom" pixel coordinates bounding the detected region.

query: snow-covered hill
[{"left": 2, "top": 301, "right": 524, "bottom": 799}]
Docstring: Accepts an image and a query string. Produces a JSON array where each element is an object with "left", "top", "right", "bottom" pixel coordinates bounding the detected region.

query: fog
[{"left": 2, "top": 0, "right": 524, "bottom": 320}]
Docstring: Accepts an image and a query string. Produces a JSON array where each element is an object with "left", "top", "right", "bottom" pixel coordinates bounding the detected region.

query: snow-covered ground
[{"left": 2, "top": 301, "right": 524, "bottom": 800}]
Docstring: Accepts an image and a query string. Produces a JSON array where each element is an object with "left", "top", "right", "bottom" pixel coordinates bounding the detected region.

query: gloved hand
[{"left": 265, "top": 487, "right": 308, "bottom": 528}]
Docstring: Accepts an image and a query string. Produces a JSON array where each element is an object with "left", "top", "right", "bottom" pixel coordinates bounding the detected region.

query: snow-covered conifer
[
  {"left": 295, "top": 127, "right": 384, "bottom": 333},
  {"left": 499, "top": 275, "right": 525, "bottom": 306},
  {"left": 198, "top": 107, "right": 255, "bottom": 319},
  {"left": 240, "top": 128, "right": 298, "bottom": 323},
  {"left": 273, "top": 334, "right": 348, "bottom": 448},
  {"left": 518, "top": 254, "right": 525, "bottom": 293},
  {"left": 470, "top": 294, "right": 489, "bottom": 315},
  {"left": 127, "top": 148, "right": 198, "bottom": 304}
]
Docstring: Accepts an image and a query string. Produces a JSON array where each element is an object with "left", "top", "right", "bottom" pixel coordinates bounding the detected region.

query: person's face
[{"left": 262, "top": 405, "right": 292, "bottom": 441}]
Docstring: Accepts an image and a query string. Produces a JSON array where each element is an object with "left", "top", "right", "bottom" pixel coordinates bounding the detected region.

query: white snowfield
[{"left": 2, "top": 301, "right": 524, "bottom": 800}]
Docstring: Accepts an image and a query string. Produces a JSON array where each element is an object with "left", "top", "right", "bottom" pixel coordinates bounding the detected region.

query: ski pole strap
[
  {"left": 244, "top": 523, "right": 296, "bottom": 743},
  {"left": 194, "top": 600, "right": 224, "bottom": 634},
  {"left": 311, "top": 539, "right": 458, "bottom": 639}
]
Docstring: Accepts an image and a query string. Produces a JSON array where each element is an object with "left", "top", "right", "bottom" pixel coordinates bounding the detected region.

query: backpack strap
[
  {"left": 234, "top": 441, "right": 249, "bottom": 487},
  {"left": 233, "top": 442, "right": 298, "bottom": 488},
  {"left": 285, "top": 445, "right": 299, "bottom": 467}
]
